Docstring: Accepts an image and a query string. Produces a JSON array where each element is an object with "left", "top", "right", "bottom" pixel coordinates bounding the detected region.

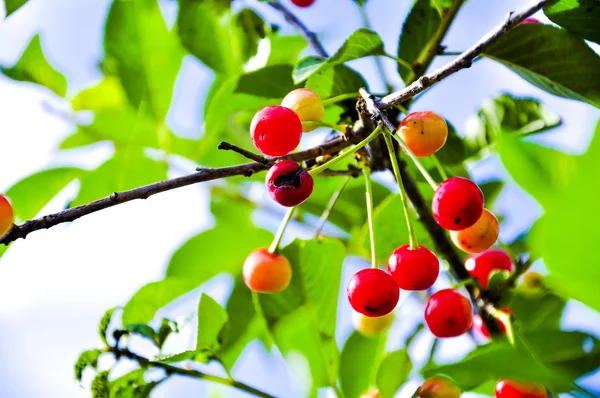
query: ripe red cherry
[
  {"left": 0, "top": 194, "right": 14, "bottom": 237},
  {"left": 425, "top": 289, "right": 473, "bottom": 338},
  {"left": 432, "top": 177, "right": 484, "bottom": 231},
  {"left": 265, "top": 160, "right": 314, "bottom": 207},
  {"left": 387, "top": 245, "right": 439, "bottom": 290},
  {"left": 347, "top": 268, "right": 399, "bottom": 317},
  {"left": 291, "top": 0, "right": 315, "bottom": 7},
  {"left": 250, "top": 106, "right": 302, "bottom": 156},
  {"left": 243, "top": 248, "right": 292, "bottom": 293},
  {"left": 495, "top": 379, "right": 547, "bottom": 398},
  {"left": 465, "top": 250, "right": 513, "bottom": 289}
]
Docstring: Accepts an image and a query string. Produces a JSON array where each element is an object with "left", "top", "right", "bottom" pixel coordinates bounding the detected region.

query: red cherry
[
  {"left": 243, "top": 248, "right": 292, "bottom": 293},
  {"left": 387, "top": 245, "right": 439, "bottom": 290},
  {"left": 291, "top": 0, "right": 315, "bottom": 7},
  {"left": 0, "top": 194, "right": 14, "bottom": 237},
  {"left": 251, "top": 106, "right": 302, "bottom": 156},
  {"left": 432, "top": 177, "right": 484, "bottom": 231},
  {"left": 347, "top": 268, "right": 399, "bottom": 317},
  {"left": 265, "top": 160, "right": 314, "bottom": 207},
  {"left": 495, "top": 379, "right": 547, "bottom": 398},
  {"left": 425, "top": 289, "right": 473, "bottom": 338},
  {"left": 465, "top": 250, "right": 513, "bottom": 289}
]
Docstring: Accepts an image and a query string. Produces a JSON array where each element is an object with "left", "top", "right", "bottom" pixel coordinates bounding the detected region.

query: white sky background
[{"left": 0, "top": 0, "right": 599, "bottom": 397}]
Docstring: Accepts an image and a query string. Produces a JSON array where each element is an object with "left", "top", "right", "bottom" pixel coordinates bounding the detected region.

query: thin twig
[
  {"left": 380, "top": 0, "right": 554, "bottom": 108},
  {"left": 108, "top": 347, "right": 275, "bottom": 398},
  {"left": 218, "top": 141, "right": 269, "bottom": 165},
  {"left": 267, "top": 0, "right": 328, "bottom": 57},
  {"left": 314, "top": 176, "right": 351, "bottom": 238}
]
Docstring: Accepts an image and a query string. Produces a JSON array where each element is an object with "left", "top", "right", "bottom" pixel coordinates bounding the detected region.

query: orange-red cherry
[
  {"left": 465, "top": 249, "right": 513, "bottom": 289},
  {"left": 425, "top": 289, "right": 473, "bottom": 338},
  {"left": 347, "top": 268, "right": 399, "bottom": 317},
  {"left": 387, "top": 245, "right": 439, "bottom": 290},
  {"left": 398, "top": 111, "right": 448, "bottom": 157},
  {"left": 450, "top": 209, "right": 499, "bottom": 253},
  {"left": 0, "top": 194, "right": 14, "bottom": 237},
  {"left": 250, "top": 105, "right": 302, "bottom": 156},
  {"left": 432, "top": 177, "right": 484, "bottom": 231},
  {"left": 495, "top": 379, "right": 547, "bottom": 398},
  {"left": 243, "top": 248, "right": 292, "bottom": 293},
  {"left": 281, "top": 88, "right": 324, "bottom": 132},
  {"left": 419, "top": 376, "right": 461, "bottom": 398}
]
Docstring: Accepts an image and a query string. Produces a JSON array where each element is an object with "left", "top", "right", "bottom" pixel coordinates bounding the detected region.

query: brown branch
[
  {"left": 217, "top": 141, "right": 270, "bottom": 165},
  {"left": 379, "top": 0, "right": 554, "bottom": 108},
  {"left": 108, "top": 347, "right": 274, "bottom": 398},
  {"left": 267, "top": 0, "right": 328, "bottom": 57},
  {"left": 0, "top": 128, "right": 366, "bottom": 246}
]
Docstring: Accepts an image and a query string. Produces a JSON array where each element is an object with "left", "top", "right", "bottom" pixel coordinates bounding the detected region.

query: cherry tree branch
[
  {"left": 267, "top": 0, "right": 328, "bottom": 57},
  {"left": 379, "top": 0, "right": 554, "bottom": 108}
]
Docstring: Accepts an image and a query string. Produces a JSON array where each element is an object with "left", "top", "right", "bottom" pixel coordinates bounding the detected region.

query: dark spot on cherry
[
  {"left": 454, "top": 218, "right": 461, "bottom": 224},
  {"left": 273, "top": 167, "right": 303, "bottom": 188}
]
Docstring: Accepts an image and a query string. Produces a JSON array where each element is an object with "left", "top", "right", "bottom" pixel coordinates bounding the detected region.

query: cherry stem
[
  {"left": 308, "top": 124, "right": 383, "bottom": 177},
  {"left": 383, "top": 133, "right": 419, "bottom": 250},
  {"left": 321, "top": 93, "right": 359, "bottom": 106},
  {"left": 302, "top": 121, "right": 346, "bottom": 134},
  {"left": 363, "top": 165, "right": 378, "bottom": 269},
  {"left": 388, "top": 131, "right": 439, "bottom": 190},
  {"left": 268, "top": 206, "right": 296, "bottom": 254},
  {"left": 314, "top": 176, "right": 351, "bottom": 238},
  {"left": 430, "top": 154, "right": 448, "bottom": 180}
]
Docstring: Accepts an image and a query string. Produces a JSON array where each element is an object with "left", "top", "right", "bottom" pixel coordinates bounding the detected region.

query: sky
[{"left": 0, "top": 0, "right": 599, "bottom": 397}]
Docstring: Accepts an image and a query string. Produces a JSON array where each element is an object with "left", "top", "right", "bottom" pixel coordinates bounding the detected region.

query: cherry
[
  {"left": 352, "top": 311, "right": 394, "bottom": 337},
  {"left": 387, "top": 245, "right": 439, "bottom": 290},
  {"left": 495, "top": 379, "right": 547, "bottom": 398},
  {"left": 450, "top": 209, "right": 499, "bottom": 253},
  {"left": 432, "top": 177, "right": 484, "bottom": 231},
  {"left": 472, "top": 308, "right": 511, "bottom": 338},
  {"left": 347, "top": 268, "right": 399, "bottom": 317},
  {"left": 281, "top": 88, "right": 324, "bottom": 132},
  {"left": 0, "top": 194, "right": 14, "bottom": 237},
  {"left": 425, "top": 289, "right": 473, "bottom": 338},
  {"left": 419, "top": 376, "right": 461, "bottom": 398},
  {"left": 465, "top": 249, "right": 513, "bottom": 289},
  {"left": 250, "top": 105, "right": 302, "bottom": 156},
  {"left": 291, "top": 0, "right": 316, "bottom": 7},
  {"left": 523, "top": 272, "right": 544, "bottom": 289},
  {"left": 398, "top": 111, "right": 448, "bottom": 157},
  {"left": 243, "top": 248, "right": 292, "bottom": 293},
  {"left": 265, "top": 160, "right": 314, "bottom": 207}
]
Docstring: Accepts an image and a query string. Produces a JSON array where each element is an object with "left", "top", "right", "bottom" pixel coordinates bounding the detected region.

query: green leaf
[
  {"left": 109, "top": 369, "right": 146, "bottom": 398},
  {"left": 544, "top": 0, "right": 600, "bottom": 44},
  {"left": 155, "top": 318, "right": 178, "bottom": 348},
  {"left": 71, "top": 148, "right": 168, "bottom": 207},
  {"left": 195, "top": 294, "right": 228, "bottom": 359},
  {"left": 6, "top": 167, "right": 82, "bottom": 223},
  {"left": 357, "top": 194, "right": 432, "bottom": 264},
  {"left": 98, "top": 308, "right": 116, "bottom": 346},
  {"left": 305, "top": 65, "right": 367, "bottom": 100},
  {"left": 293, "top": 29, "right": 385, "bottom": 83},
  {"left": 502, "top": 288, "right": 565, "bottom": 332},
  {"left": 3, "top": 0, "right": 28, "bottom": 16},
  {"left": 1, "top": 34, "right": 67, "bottom": 96},
  {"left": 267, "top": 35, "right": 307, "bottom": 66},
  {"left": 340, "top": 331, "right": 384, "bottom": 398},
  {"left": 71, "top": 76, "right": 127, "bottom": 112},
  {"left": 126, "top": 324, "right": 157, "bottom": 342},
  {"left": 376, "top": 349, "right": 412, "bottom": 398},
  {"left": 104, "top": 0, "right": 183, "bottom": 120},
  {"left": 434, "top": 122, "right": 469, "bottom": 165},
  {"left": 484, "top": 24, "right": 600, "bottom": 108},
  {"left": 397, "top": 0, "right": 440, "bottom": 81},
  {"left": 235, "top": 65, "right": 297, "bottom": 97},
  {"left": 478, "top": 180, "right": 504, "bottom": 208},
  {"left": 465, "top": 93, "right": 561, "bottom": 158},
  {"left": 74, "top": 349, "right": 103, "bottom": 383},
  {"left": 91, "top": 371, "right": 110, "bottom": 398}
]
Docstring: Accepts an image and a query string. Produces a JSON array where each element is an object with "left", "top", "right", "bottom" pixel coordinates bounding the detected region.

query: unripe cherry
[
  {"left": 387, "top": 245, "right": 439, "bottom": 291},
  {"left": 465, "top": 249, "right": 513, "bottom": 289},
  {"left": 347, "top": 268, "right": 399, "bottom": 317},
  {"left": 265, "top": 160, "right": 314, "bottom": 207},
  {"left": 250, "top": 105, "right": 302, "bottom": 156},
  {"left": 495, "top": 379, "right": 547, "bottom": 398},
  {"left": 419, "top": 376, "right": 461, "bottom": 398},
  {"left": 352, "top": 310, "right": 394, "bottom": 337},
  {"left": 398, "top": 111, "right": 448, "bottom": 157},
  {"left": 243, "top": 248, "right": 292, "bottom": 293},
  {"left": 281, "top": 88, "right": 324, "bottom": 132},
  {"left": 291, "top": 0, "right": 316, "bottom": 7},
  {"left": 0, "top": 194, "right": 14, "bottom": 237},
  {"left": 523, "top": 271, "right": 544, "bottom": 289},
  {"left": 425, "top": 289, "right": 473, "bottom": 338},
  {"left": 450, "top": 209, "right": 499, "bottom": 253},
  {"left": 432, "top": 177, "right": 484, "bottom": 231}
]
